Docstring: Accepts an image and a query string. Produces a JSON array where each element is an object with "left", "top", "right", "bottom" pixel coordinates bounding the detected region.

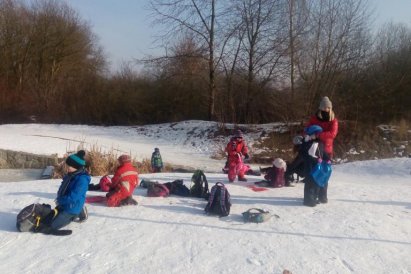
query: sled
[
  {"left": 86, "top": 195, "right": 107, "bottom": 203},
  {"left": 247, "top": 185, "right": 269, "bottom": 192}
]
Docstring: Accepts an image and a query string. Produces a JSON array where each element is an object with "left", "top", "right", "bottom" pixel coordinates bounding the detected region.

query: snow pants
[
  {"left": 106, "top": 182, "right": 135, "bottom": 207},
  {"left": 303, "top": 177, "right": 319, "bottom": 207},
  {"left": 227, "top": 158, "right": 247, "bottom": 182}
]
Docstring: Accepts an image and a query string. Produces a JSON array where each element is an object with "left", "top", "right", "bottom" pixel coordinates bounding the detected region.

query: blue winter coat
[{"left": 56, "top": 169, "right": 90, "bottom": 215}]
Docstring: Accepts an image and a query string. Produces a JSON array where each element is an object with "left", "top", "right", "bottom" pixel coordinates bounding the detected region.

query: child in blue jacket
[{"left": 38, "top": 150, "right": 90, "bottom": 234}]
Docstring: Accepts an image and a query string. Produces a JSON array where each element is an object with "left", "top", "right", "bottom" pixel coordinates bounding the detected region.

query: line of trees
[{"left": 0, "top": 0, "right": 410, "bottom": 125}]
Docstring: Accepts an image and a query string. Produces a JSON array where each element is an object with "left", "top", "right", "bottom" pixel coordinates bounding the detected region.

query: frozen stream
[{"left": 0, "top": 169, "right": 43, "bottom": 182}]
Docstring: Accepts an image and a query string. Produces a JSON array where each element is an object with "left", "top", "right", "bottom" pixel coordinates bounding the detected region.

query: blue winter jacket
[{"left": 56, "top": 169, "right": 90, "bottom": 215}]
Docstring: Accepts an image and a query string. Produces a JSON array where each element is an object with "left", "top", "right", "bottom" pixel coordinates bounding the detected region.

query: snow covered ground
[{"left": 0, "top": 122, "right": 410, "bottom": 274}]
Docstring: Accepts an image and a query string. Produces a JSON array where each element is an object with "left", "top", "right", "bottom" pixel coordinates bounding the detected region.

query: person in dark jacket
[
  {"left": 38, "top": 150, "right": 90, "bottom": 234},
  {"left": 300, "top": 125, "right": 331, "bottom": 207},
  {"left": 151, "top": 148, "right": 163, "bottom": 173}
]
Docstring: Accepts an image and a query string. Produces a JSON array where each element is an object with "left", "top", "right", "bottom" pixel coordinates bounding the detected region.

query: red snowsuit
[
  {"left": 225, "top": 137, "right": 249, "bottom": 182},
  {"left": 306, "top": 113, "right": 338, "bottom": 158},
  {"left": 106, "top": 162, "right": 139, "bottom": 207}
]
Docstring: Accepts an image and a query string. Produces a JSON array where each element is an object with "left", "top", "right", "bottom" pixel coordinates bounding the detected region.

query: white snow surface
[{"left": 0, "top": 122, "right": 410, "bottom": 274}]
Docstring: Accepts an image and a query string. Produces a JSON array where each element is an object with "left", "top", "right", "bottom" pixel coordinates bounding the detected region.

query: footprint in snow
[{"left": 247, "top": 258, "right": 262, "bottom": 266}]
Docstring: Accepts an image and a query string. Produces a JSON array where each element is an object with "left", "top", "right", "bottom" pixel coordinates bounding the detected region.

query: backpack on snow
[
  {"left": 16, "top": 203, "right": 56, "bottom": 232},
  {"left": 242, "top": 208, "right": 271, "bottom": 223},
  {"left": 190, "top": 170, "right": 209, "bottom": 199},
  {"left": 147, "top": 182, "right": 170, "bottom": 197},
  {"left": 164, "top": 180, "right": 190, "bottom": 197},
  {"left": 204, "top": 182, "right": 231, "bottom": 217}
]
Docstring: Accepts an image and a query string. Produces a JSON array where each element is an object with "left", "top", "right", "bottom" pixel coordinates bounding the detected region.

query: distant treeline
[{"left": 0, "top": 0, "right": 410, "bottom": 125}]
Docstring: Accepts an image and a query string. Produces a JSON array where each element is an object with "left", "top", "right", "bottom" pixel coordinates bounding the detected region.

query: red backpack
[
  {"left": 99, "top": 175, "right": 112, "bottom": 192},
  {"left": 147, "top": 182, "right": 170, "bottom": 197}
]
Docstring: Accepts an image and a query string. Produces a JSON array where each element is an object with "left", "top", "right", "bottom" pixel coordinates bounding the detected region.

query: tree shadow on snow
[
  {"left": 0, "top": 211, "right": 19, "bottom": 232},
  {"left": 142, "top": 203, "right": 204, "bottom": 215},
  {"left": 336, "top": 199, "right": 411, "bottom": 209},
  {"left": 91, "top": 212, "right": 411, "bottom": 246},
  {"left": 141, "top": 198, "right": 206, "bottom": 215},
  {"left": 231, "top": 195, "right": 302, "bottom": 207},
  {"left": 8, "top": 191, "right": 55, "bottom": 200}
]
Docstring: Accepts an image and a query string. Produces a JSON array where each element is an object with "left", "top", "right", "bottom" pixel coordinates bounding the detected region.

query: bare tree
[
  {"left": 230, "top": 0, "right": 288, "bottom": 122},
  {"left": 297, "top": 0, "right": 372, "bottom": 115},
  {"left": 150, "top": 0, "right": 229, "bottom": 120}
]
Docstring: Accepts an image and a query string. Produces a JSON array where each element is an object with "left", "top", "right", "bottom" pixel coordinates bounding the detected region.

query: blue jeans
[{"left": 50, "top": 211, "right": 77, "bottom": 230}]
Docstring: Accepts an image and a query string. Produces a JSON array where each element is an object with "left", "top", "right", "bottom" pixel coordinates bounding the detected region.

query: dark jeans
[{"left": 50, "top": 211, "right": 77, "bottom": 230}]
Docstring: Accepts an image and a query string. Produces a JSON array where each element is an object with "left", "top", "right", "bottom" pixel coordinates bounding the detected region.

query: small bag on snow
[
  {"left": 205, "top": 182, "right": 231, "bottom": 217},
  {"left": 242, "top": 208, "right": 271, "bottom": 223},
  {"left": 16, "top": 203, "right": 56, "bottom": 232}
]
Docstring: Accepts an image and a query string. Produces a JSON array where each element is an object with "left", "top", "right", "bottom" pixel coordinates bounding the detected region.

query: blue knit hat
[
  {"left": 66, "top": 150, "right": 86, "bottom": 169},
  {"left": 305, "top": 125, "right": 323, "bottom": 136}
]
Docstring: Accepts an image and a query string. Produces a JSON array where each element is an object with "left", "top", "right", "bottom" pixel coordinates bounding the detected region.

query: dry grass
[
  {"left": 52, "top": 144, "right": 173, "bottom": 178},
  {"left": 394, "top": 119, "right": 410, "bottom": 141}
]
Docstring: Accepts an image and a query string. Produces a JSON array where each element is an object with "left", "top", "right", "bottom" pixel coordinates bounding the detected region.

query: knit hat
[
  {"left": 66, "top": 150, "right": 86, "bottom": 169},
  {"left": 319, "top": 96, "right": 332, "bottom": 110},
  {"left": 234, "top": 129, "right": 243, "bottom": 138},
  {"left": 273, "top": 158, "right": 287, "bottom": 171},
  {"left": 154, "top": 148, "right": 160, "bottom": 152},
  {"left": 118, "top": 154, "right": 131, "bottom": 164},
  {"left": 305, "top": 125, "right": 323, "bottom": 136}
]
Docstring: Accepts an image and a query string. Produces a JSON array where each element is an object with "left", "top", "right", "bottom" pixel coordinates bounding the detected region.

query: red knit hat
[{"left": 118, "top": 154, "right": 131, "bottom": 164}]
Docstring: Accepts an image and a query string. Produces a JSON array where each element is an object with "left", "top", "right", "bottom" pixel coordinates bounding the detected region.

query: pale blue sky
[{"left": 68, "top": 0, "right": 411, "bottom": 72}]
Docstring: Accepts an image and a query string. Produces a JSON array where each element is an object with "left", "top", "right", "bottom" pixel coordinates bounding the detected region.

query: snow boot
[
  {"left": 74, "top": 206, "right": 88, "bottom": 223},
  {"left": 238, "top": 177, "right": 247, "bottom": 182},
  {"left": 120, "top": 196, "right": 138, "bottom": 206}
]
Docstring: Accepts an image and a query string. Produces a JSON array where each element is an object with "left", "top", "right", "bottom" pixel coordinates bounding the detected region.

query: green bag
[{"left": 242, "top": 208, "right": 271, "bottom": 223}]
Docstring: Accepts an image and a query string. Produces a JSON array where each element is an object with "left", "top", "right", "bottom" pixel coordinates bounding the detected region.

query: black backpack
[
  {"left": 164, "top": 180, "right": 190, "bottom": 197},
  {"left": 190, "top": 170, "right": 209, "bottom": 199},
  {"left": 16, "top": 203, "right": 56, "bottom": 232},
  {"left": 205, "top": 182, "right": 231, "bottom": 217}
]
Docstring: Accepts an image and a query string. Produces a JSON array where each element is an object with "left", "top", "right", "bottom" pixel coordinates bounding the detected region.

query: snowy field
[{"left": 0, "top": 122, "right": 410, "bottom": 274}]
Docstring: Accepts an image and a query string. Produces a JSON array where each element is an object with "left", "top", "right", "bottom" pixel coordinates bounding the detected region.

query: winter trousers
[
  {"left": 106, "top": 182, "right": 136, "bottom": 207},
  {"left": 227, "top": 158, "right": 246, "bottom": 182},
  {"left": 318, "top": 183, "right": 328, "bottom": 203},
  {"left": 50, "top": 211, "right": 77, "bottom": 230},
  {"left": 152, "top": 167, "right": 162, "bottom": 173},
  {"left": 285, "top": 154, "right": 305, "bottom": 184},
  {"left": 303, "top": 177, "right": 319, "bottom": 207}
]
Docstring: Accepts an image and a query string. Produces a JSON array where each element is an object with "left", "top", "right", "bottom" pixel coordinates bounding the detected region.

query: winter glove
[
  {"left": 106, "top": 191, "right": 115, "bottom": 198},
  {"left": 244, "top": 154, "right": 251, "bottom": 163},
  {"left": 88, "top": 183, "right": 101, "bottom": 191}
]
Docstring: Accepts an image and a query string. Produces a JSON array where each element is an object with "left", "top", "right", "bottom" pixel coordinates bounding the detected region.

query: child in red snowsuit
[
  {"left": 106, "top": 155, "right": 139, "bottom": 207},
  {"left": 225, "top": 130, "right": 250, "bottom": 182}
]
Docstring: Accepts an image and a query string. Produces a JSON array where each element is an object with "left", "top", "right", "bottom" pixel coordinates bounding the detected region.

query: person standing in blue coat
[{"left": 38, "top": 150, "right": 90, "bottom": 234}]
